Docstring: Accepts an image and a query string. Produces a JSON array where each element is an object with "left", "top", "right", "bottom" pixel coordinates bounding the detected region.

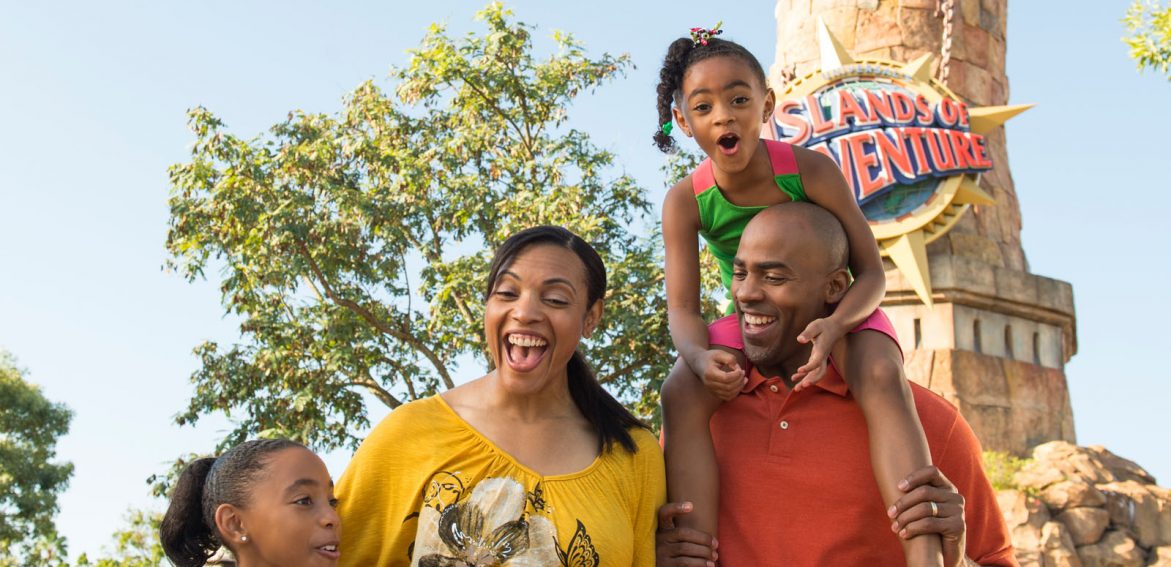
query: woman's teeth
[
  {"left": 744, "top": 314, "right": 776, "bottom": 326},
  {"left": 508, "top": 334, "right": 547, "bottom": 347}
]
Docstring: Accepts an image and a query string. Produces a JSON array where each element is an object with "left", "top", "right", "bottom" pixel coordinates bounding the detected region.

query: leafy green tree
[
  {"left": 75, "top": 509, "right": 165, "bottom": 567},
  {"left": 165, "top": 3, "right": 693, "bottom": 455},
  {"left": 1124, "top": 0, "right": 1171, "bottom": 79},
  {"left": 0, "top": 351, "right": 73, "bottom": 567}
]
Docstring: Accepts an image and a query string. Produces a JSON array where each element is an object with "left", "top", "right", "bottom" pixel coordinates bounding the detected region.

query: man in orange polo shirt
[{"left": 657, "top": 202, "right": 1017, "bottom": 567}]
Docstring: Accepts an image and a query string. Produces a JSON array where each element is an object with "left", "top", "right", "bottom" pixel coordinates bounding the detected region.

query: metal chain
[{"left": 936, "top": 0, "right": 956, "bottom": 85}]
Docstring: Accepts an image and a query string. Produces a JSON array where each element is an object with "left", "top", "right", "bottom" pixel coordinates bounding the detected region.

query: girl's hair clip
[
  {"left": 690, "top": 21, "right": 723, "bottom": 46},
  {"left": 661, "top": 121, "right": 674, "bottom": 136}
]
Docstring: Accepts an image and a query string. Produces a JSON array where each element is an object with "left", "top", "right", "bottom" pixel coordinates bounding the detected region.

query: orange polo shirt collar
[{"left": 741, "top": 363, "right": 849, "bottom": 397}]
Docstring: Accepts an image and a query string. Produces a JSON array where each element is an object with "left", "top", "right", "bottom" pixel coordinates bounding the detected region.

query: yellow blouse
[{"left": 336, "top": 395, "right": 666, "bottom": 567}]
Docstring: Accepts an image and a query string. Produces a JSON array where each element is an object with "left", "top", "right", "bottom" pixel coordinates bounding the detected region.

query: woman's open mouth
[
  {"left": 716, "top": 133, "right": 740, "bottom": 155},
  {"left": 505, "top": 332, "right": 548, "bottom": 372},
  {"left": 314, "top": 543, "right": 340, "bottom": 561}
]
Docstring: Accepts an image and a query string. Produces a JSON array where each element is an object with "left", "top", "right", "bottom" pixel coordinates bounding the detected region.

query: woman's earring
[{"left": 241, "top": 535, "right": 249, "bottom": 542}]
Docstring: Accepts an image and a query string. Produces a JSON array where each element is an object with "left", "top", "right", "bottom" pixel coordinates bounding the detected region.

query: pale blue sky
[{"left": 1, "top": 1, "right": 1167, "bottom": 560}]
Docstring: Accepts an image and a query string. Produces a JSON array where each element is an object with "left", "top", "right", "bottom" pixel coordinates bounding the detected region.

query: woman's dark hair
[
  {"left": 485, "top": 226, "right": 648, "bottom": 454},
  {"left": 654, "top": 36, "right": 769, "bottom": 153},
  {"left": 159, "top": 438, "right": 305, "bottom": 567}
]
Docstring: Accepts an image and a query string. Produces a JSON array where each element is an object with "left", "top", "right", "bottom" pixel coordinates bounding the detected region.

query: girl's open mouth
[{"left": 717, "top": 133, "right": 740, "bottom": 155}]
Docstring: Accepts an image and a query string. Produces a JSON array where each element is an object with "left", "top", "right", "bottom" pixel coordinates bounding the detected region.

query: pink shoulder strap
[
  {"left": 766, "top": 139, "right": 800, "bottom": 175},
  {"left": 692, "top": 158, "right": 717, "bottom": 195}
]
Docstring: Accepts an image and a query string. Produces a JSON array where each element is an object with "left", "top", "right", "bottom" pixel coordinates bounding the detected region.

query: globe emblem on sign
[
  {"left": 767, "top": 20, "right": 1031, "bottom": 305},
  {"left": 818, "top": 79, "right": 958, "bottom": 224}
]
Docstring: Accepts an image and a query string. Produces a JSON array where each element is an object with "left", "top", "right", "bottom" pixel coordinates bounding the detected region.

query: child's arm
[
  {"left": 790, "top": 148, "right": 888, "bottom": 387},
  {"left": 662, "top": 179, "right": 745, "bottom": 399},
  {"left": 799, "top": 148, "right": 945, "bottom": 567}
]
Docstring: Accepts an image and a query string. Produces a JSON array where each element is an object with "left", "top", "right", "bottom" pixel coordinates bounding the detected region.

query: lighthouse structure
[{"left": 767, "top": 1, "right": 1076, "bottom": 455}]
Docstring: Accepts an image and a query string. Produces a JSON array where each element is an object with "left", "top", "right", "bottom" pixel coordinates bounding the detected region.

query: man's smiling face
[{"left": 731, "top": 203, "right": 850, "bottom": 377}]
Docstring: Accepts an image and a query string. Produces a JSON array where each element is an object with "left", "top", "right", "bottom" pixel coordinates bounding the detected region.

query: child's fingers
[
  {"left": 797, "top": 319, "right": 827, "bottom": 344},
  {"left": 706, "top": 364, "right": 744, "bottom": 383},
  {"left": 794, "top": 366, "right": 826, "bottom": 391},
  {"left": 709, "top": 350, "right": 740, "bottom": 371},
  {"left": 714, "top": 378, "right": 746, "bottom": 401},
  {"left": 794, "top": 359, "right": 820, "bottom": 375},
  {"left": 800, "top": 341, "right": 833, "bottom": 372}
]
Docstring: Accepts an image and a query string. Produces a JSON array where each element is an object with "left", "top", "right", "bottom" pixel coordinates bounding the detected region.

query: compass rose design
[{"left": 770, "top": 19, "right": 1031, "bottom": 306}]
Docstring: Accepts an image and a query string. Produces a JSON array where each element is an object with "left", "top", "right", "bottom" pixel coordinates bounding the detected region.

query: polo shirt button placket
[{"left": 769, "top": 384, "right": 779, "bottom": 392}]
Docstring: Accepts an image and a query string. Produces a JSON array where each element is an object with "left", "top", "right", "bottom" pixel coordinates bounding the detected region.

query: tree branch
[
  {"left": 346, "top": 371, "right": 402, "bottom": 409},
  {"left": 381, "top": 357, "right": 419, "bottom": 401},
  {"left": 295, "top": 238, "right": 456, "bottom": 389},
  {"left": 598, "top": 359, "right": 646, "bottom": 385},
  {"left": 402, "top": 230, "right": 478, "bottom": 330},
  {"left": 461, "top": 76, "right": 532, "bottom": 155},
  {"left": 504, "top": 58, "right": 537, "bottom": 156}
]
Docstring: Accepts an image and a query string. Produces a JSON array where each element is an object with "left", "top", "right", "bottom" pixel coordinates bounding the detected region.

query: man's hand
[
  {"left": 693, "top": 349, "right": 745, "bottom": 401},
  {"left": 889, "top": 466, "right": 969, "bottom": 567},
  {"left": 792, "top": 317, "right": 845, "bottom": 390},
  {"left": 656, "top": 501, "right": 718, "bottom": 567}
]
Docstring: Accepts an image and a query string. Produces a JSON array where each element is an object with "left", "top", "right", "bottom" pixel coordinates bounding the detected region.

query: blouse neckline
[{"left": 432, "top": 394, "right": 606, "bottom": 482}]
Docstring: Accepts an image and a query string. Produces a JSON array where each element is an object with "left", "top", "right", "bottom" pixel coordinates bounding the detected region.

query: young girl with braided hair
[
  {"left": 656, "top": 29, "right": 944, "bottom": 567},
  {"left": 160, "top": 439, "right": 341, "bottom": 567}
]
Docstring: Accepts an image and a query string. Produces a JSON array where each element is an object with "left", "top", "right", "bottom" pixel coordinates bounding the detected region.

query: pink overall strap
[
  {"left": 692, "top": 157, "right": 717, "bottom": 195},
  {"left": 766, "top": 139, "right": 800, "bottom": 175}
]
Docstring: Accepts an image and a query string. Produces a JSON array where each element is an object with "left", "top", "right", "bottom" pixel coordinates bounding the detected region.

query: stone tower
[{"left": 769, "top": 0, "right": 1076, "bottom": 455}]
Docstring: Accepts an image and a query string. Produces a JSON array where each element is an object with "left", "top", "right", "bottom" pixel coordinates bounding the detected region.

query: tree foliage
[
  {"left": 166, "top": 3, "right": 684, "bottom": 453},
  {"left": 75, "top": 509, "right": 165, "bottom": 567},
  {"left": 0, "top": 351, "right": 73, "bottom": 567},
  {"left": 1124, "top": 0, "right": 1171, "bottom": 79}
]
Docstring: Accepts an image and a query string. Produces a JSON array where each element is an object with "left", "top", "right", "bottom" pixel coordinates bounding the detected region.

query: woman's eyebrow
[
  {"left": 498, "top": 270, "right": 577, "bottom": 292},
  {"left": 542, "top": 277, "right": 577, "bottom": 291}
]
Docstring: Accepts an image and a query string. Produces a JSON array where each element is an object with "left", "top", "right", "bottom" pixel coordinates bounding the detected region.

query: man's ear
[
  {"left": 582, "top": 300, "right": 603, "bottom": 339},
  {"left": 671, "top": 105, "right": 694, "bottom": 138},
  {"left": 762, "top": 88, "right": 776, "bottom": 123},
  {"left": 825, "top": 268, "right": 850, "bottom": 304},
  {"left": 215, "top": 503, "right": 247, "bottom": 545}
]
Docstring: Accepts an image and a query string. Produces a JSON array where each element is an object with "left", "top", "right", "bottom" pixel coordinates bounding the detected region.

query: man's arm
[{"left": 891, "top": 465, "right": 1019, "bottom": 567}]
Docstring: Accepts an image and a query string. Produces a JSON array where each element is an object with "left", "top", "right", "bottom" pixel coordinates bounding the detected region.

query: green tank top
[{"left": 693, "top": 139, "right": 808, "bottom": 311}]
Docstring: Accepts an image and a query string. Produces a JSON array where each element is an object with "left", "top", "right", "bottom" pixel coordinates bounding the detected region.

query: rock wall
[{"left": 999, "top": 442, "right": 1171, "bottom": 566}]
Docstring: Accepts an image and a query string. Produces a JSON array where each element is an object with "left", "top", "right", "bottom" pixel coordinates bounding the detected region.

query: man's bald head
[{"left": 742, "top": 202, "right": 849, "bottom": 272}]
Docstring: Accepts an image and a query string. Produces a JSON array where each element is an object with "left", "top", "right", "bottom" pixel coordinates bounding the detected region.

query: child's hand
[
  {"left": 791, "top": 317, "right": 846, "bottom": 391},
  {"left": 694, "top": 349, "right": 746, "bottom": 401}
]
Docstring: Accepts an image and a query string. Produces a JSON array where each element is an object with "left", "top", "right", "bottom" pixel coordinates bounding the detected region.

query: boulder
[
  {"left": 1150, "top": 487, "right": 1171, "bottom": 548},
  {"left": 1148, "top": 546, "right": 1171, "bottom": 567},
  {"left": 1017, "top": 459, "right": 1070, "bottom": 491},
  {"left": 1042, "top": 481, "right": 1108, "bottom": 511},
  {"left": 1076, "top": 530, "right": 1145, "bottom": 567},
  {"left": 1040, "top": 520, "right": 1083, "bottom": 567},
  {"left": 1030, "top": 442, "right": 1116, "bottom": 485},
  {"left": 1056, "top": 507, "right": 1111, "bottom": 546},
  {"left": 1087, "top": 446, "right": 1157, "bottom": 485},
  {"left": 1002, "top": 489, "right": 1052, "bottom": 530},
  {"left": 1098, "top": 481, "right": 1164, "bottom": 548}
]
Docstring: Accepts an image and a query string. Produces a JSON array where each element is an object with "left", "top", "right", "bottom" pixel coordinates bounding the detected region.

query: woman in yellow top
[{"left": 336, "top": 226, "right": 666, "bottom": 567}]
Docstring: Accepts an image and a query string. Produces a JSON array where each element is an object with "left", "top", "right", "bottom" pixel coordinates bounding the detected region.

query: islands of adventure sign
[{"left": 769, "top": 22, "right": 1030, "bottom": 305}]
